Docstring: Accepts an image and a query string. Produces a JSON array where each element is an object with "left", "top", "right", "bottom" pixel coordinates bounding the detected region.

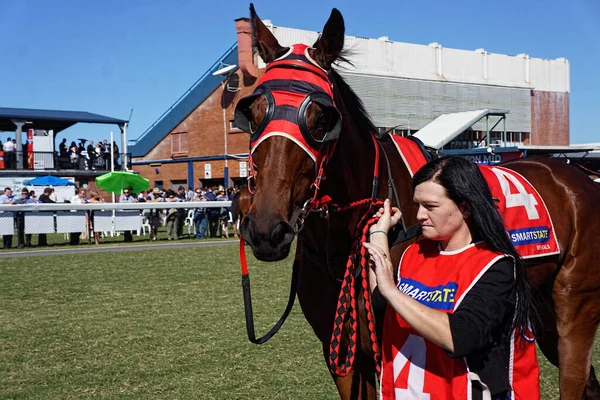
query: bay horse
[
  {"left": 238, "top": 5, "right": 600, "bottom": 399},
  {"left": 231, "top": 187, "right": 253, "bottom": 231}
]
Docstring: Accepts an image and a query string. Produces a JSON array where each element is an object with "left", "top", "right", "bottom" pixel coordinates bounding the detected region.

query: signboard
[
  {"left": 239, "top": 161, "right": 247, "bottom": 178},
  {"left": 459, "top": 151, "right": 522, "bottom": 165},
  {"left": 204, "top": 164, "right": 212, "bottom": 179}
]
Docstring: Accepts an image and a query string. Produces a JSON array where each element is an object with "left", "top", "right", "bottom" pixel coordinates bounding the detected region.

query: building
[
  {"left": 130, "top": 18, "right": 570, "bottom": 190},
  {"left": 0, "top": 107, "right": 129, "bottom": 197}
]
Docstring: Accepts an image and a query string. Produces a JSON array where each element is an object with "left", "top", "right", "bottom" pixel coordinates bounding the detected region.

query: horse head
[{"left": 237, "top": 5, "right": 346, "bottom": 261}]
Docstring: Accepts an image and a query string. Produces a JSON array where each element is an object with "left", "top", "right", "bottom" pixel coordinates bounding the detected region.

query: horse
[
  {"left": 231, "top": 188, "right": 253, "bottom": 234},
  {"left": 238, "top": 5, "right": 600, "bottom": 399}
]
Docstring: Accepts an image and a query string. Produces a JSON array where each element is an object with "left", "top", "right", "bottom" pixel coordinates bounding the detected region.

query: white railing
[
  {"left": 0, "top": 201, "right": 231, "bottom": 212},
  {"left": 0, "top": 202, "right": 232, "bottom": 238}
]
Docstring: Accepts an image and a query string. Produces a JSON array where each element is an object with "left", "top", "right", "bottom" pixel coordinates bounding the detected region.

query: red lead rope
[{"left": 328, "top": 200, "right": 383, "bottom": 377}]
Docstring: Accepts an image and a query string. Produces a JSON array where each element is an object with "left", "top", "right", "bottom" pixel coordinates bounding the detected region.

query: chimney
[{"left": 235, "top": 18, "right": 259, "bottom": 78}]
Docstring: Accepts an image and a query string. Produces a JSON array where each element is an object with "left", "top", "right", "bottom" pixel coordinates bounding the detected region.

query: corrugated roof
[
  {"left": 0, "top": 107, "right": 127, "bottom": 133},
  {"left": 414, "top": 109, "right": 509, "bottom": 149},
  {"left": 130, "top": 43, "right": 238, "bottom": 157}
]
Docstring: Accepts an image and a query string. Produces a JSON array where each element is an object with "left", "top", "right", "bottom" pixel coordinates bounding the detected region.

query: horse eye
[
  {"left": 317, "top": 105, "right": 338, "bottom": 132},
  {"left": 248, "top": 97, "right": 267, "bottom": 133}
]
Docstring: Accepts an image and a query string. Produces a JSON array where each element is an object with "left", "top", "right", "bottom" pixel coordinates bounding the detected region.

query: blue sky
[{"left": 1, "top": 0, "right": 598, "bottom": 147}]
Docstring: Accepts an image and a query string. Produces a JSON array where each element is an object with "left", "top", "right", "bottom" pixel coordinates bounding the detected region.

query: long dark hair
[{"left": 412, "top": 156, "right": 531, "bottom": 338}]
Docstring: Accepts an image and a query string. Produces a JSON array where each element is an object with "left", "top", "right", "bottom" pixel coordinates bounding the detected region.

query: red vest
[{"left": 380, "top": 240, "right": 540, "bottom": 400}]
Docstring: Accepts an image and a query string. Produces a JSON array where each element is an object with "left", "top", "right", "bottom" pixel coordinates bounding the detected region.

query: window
[
  {"left": 229, "top": 120, "right": 243, "bottom": 133},
  {"left": 154, "top": 180, "right": 164, "bottom": 190},
  {"left": 171, "top": 132, "right": 188, "bottom": 155},
  {"left": 170, "top": 179, "right": 187, "bottom": 190}
]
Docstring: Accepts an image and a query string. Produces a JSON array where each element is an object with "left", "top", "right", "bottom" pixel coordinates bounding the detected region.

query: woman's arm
[
  {"left": 365, "top": 199, "right": 402, "bottom": 293},
  {"left": 364, "top": 242, "right": 455, "bottom": 352}
]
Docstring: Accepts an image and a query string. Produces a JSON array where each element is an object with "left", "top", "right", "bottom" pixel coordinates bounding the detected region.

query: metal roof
[
  {"left": 130, "top": 43, "right": 238, "bottom": 157},
  {"left": 414, "top": 109, "right": 509, "bottom": 149},
  {"left": 0, "top": 107, "right": 127, "bottom": 134}
]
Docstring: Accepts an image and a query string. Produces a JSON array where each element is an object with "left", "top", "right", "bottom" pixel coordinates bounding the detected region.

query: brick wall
[
  {"left": 132, "top": 69, "right": 261, "bottom": 189},
  {"left": 531, "top": 90, "right": 570, "bottom": 145}
]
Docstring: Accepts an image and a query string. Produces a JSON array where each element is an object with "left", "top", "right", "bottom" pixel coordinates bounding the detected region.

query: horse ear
[
  {"left": 312, "top": 8, "right": 345, "bottom": 70},
  {"left": 250, "top": 3, "right": 285, "bottom": 64}
]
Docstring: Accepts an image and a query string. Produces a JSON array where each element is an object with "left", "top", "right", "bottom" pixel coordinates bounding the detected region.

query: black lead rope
[{"left": 240, "top": 239, "right": 300, "bottom": 344}]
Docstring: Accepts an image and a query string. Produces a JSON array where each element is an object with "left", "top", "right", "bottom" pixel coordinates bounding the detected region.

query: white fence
[{"left": 0, "top": 202, "right": 231, "bottom": 236}]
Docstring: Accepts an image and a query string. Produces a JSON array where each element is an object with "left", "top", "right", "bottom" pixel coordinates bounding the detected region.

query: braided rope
[{"left": 328, "top": 200, "right": 383, "bottom": 377}]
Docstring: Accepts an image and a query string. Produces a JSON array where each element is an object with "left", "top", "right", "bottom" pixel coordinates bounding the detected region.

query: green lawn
[
  {"left": 0, "top": 225, "right": 235, "bottom": 252},
  {"left": 0, "top": 244, "right": 594, "bottom": 399}
]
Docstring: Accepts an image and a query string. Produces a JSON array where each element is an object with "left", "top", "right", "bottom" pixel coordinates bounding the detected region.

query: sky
[{"left": 1, "top": 0, "right": 599, "bottom": 148}]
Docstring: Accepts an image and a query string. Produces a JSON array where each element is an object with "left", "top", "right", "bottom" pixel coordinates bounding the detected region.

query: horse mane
[{"left": 329, "top": 68, "right": 380, "bottom": 140}]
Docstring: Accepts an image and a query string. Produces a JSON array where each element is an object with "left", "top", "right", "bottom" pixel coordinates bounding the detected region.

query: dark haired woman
[{"left": 363, "top": 156, "right": 540, "bottom": 400}]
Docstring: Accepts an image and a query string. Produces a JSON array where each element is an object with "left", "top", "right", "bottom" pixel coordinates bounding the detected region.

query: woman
[
  {"left": 88, "top": 190, "right": 104, "bottom": 245},
  {"left": 363, "top": 156, "right": 539, "bottom": 400}
]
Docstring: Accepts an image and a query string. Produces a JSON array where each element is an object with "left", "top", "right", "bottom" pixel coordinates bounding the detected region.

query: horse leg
[
  {"left": 586, "top": 366, "right": 600, "bottom": 400},
  {"left": 553, "top": 286, "right": 600, "bottom": 399}
]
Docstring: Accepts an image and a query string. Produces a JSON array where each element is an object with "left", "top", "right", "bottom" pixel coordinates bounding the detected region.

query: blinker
[{"left": 233, "top": 44, "right": 342, "bottom": 164}]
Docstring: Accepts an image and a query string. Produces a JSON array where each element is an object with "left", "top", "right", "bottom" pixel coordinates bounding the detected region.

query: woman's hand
[
  {"left": 369, "top": 199, "right": 402, "bottom": 235},
  {"left": 363, "top": 242, "right": 397, "bottom": 297}
]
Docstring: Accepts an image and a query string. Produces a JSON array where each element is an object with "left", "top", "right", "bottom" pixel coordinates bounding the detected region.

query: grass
[
  {"left": 0, "top": 243, "right": 595, "bottom": 399},
  {"left": 0, "top": 225, "right": 235, "bottom": 252}
]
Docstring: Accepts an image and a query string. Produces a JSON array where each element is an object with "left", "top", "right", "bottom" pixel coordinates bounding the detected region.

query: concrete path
[{"left": 0, "top": 240, "right": 239, "bottom": 258}]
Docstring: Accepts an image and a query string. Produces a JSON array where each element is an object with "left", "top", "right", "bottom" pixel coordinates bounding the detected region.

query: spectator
[
  {"left": 113, "top": 141, "right": 120, "bottom": 170},
  {"left": 147, "top": 188, "right": 164, "bottom": 241},
  {"left": 88, "top": 190, "right": 104, "bottom": 245},
  {"left": 69, "top": 141, "right": 79, "bottom": 167},
  {"left": 37, "top": 187, "right": 54, "bottom": 246},
  {"left": 175, "top": 186, "right": 187, "bottom": 238},
  {"left": 3, "top": 138, "right": 15, "bottom": 169},
  {"left": 193, "top": 188, "right": 208, "bottom": 239},
  {"left": 69, "top": 189, "right": 87, "bottom": 245},
  {"left": 204, "top": 187, "right": 219, "bottom": 237},
  {"left": 0, "top": 187, "right": 15, "bottom": 248},
  {"left": 119, "top": 187, "right": 137, "bottom": 242},
  {"left": 14, "top": 188, "right": 38, "bottom": 247},
  {"left": 29, "top": 190, "right": 36, "bottom": 200},
  {"left": 49, "top": 187, "right": 57, "bottom": 203},
  {"left": 102, "top": 140, "right": 111, "bottom": 169},
  {"left": 165, "top": 190, "right": 179, "bottom": 240},
  {"left": 59, "top": 138, "right": 68, "bottom": 156},
  {"left": 87, "top": 141, "right": 96, "bottom": 170},
  {"left": 186, "top": 187, "right": 195, "bottom": 202},
  {"left": 217, "top": 188, "right": 230, "bottom": 238}
]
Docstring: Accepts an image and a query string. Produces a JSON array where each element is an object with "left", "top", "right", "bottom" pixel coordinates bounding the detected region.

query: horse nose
[
  {"left": 240, "top": 215, "right": 257, "bottom": 247},
  {"left": 240, "top": 214, "right": 295, "bottom": 261},
  {"left": 270, "top": 220, "right": 295, "bottom": 247}
]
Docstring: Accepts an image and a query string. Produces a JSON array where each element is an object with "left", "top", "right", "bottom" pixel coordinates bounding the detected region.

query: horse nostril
[
  {"left": 270, "top": 221, "right": 295, "bottom": 247},
  {"left": 240, "top": 216, "right": 256, "bottom": 246}
]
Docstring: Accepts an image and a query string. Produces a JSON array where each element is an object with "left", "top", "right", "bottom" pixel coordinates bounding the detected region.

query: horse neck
[{"left": 322, "top": 124, "right": 376, "bottom": 203}]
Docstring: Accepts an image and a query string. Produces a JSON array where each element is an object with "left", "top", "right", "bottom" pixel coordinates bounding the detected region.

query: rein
[{"left": 239, "top": 237, "right": 300, "bottom": 344}]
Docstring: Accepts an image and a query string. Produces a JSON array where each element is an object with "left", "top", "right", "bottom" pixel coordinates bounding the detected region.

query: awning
[{"left": 414, "top": 109, "right": 508, "bottom": 150}]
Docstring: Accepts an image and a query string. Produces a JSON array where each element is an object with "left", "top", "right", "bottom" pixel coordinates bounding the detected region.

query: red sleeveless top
[{"left": 380, "top": 240, "right": 540, "bottom": 400}]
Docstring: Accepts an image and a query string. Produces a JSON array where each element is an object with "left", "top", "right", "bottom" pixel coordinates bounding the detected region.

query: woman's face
[{"left": 414, "top": 180, "right": 468, "bottom": 242}]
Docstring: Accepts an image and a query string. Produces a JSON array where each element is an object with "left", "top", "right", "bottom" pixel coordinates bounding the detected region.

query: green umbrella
[{"left": 95, "top": 171, "right": 150, "bottom": 194}]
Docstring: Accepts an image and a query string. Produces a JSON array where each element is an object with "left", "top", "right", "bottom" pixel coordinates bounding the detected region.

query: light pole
[{"left": 213, "top": 63, "right": 237, "bottom": 189}]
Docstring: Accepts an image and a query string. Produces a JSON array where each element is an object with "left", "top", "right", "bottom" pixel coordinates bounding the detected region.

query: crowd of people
[
  {"left": 132, "top": 185, "right": 237, "bottom": 241},
  {"left": 0, "top": 184, "right": 238, "bottom": 248},
  {"left": 58, "top": 138, "right": 120, "bottom": 170},
  {"left": 0, "top": 186, "right": 56, "bottom": 248},
  {"left": 0, "top": 136, "right": 122, "bottom": 171}
]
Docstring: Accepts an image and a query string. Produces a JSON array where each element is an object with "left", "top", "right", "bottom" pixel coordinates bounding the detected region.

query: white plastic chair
[
  {"left": 184, "top": 209, "right": 195, "bottom": 236},
  {"left": 137, "top": 216, "right": 152, "bottom": 236}
]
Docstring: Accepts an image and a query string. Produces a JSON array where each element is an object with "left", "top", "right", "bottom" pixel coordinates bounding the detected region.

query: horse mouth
[{"left": 247, "top": 241, "right": 292, "bottom": 262}]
